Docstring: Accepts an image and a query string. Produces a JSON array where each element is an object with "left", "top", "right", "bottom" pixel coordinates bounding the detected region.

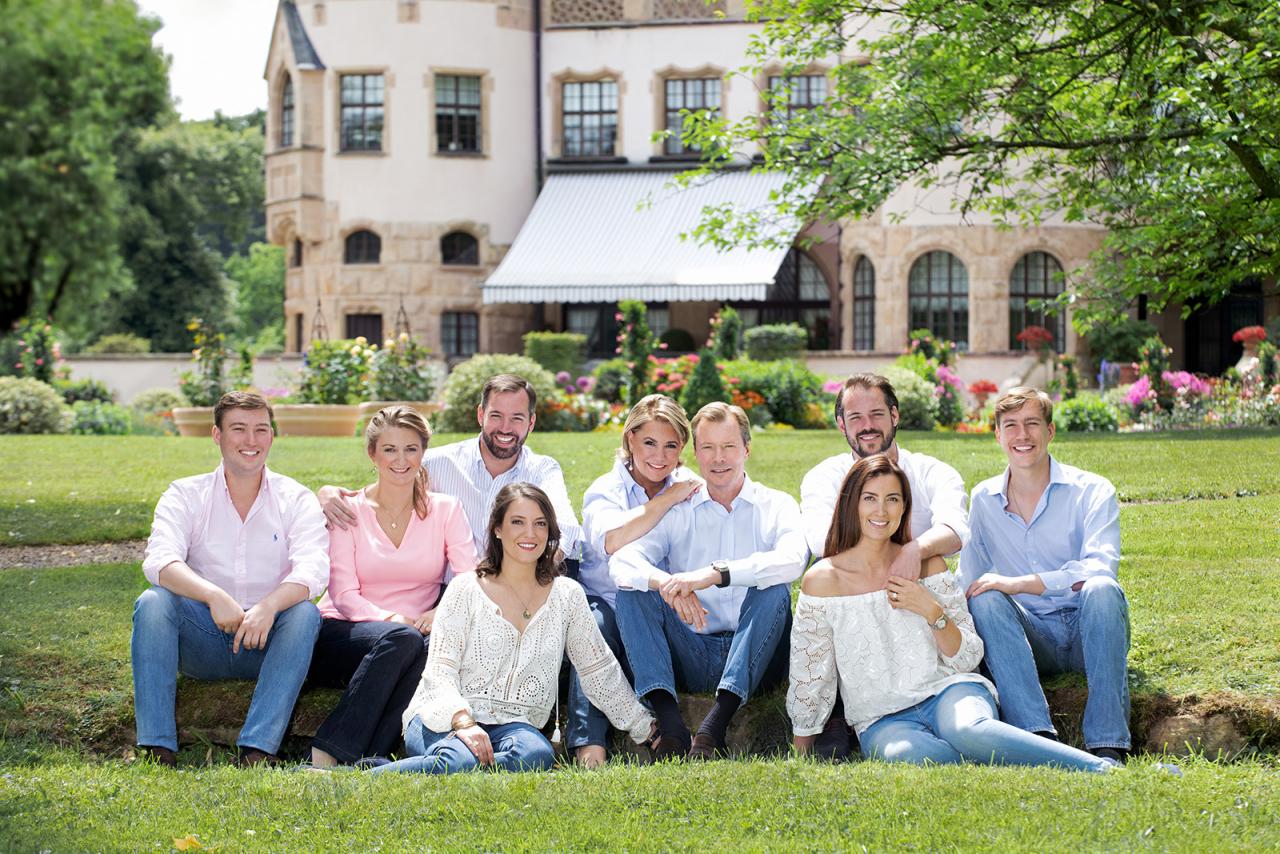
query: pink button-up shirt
[
  {"left": 317, "top": 490, "right": 478, "bottom": 622},
  {"left": 142, "top": 464, "right": 330, "bottom": 608}
]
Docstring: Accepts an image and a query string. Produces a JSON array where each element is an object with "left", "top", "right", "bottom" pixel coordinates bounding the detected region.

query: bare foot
[
  {"left": 575, "top": 745, "right": 606, "bottom": 769},
  {"left": 310, "top": 747, "right": 339, "bottom": 769}
]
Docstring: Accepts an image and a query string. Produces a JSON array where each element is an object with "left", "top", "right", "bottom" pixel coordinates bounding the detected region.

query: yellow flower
[
  {"left": 355, "top": 336, "right": 368, "bottom": 345},
  {"left": 384, "top": 338, "right": 395, "bottom": 350},
  {"left": 349, "top": 346, "right": 362, "bottom": 357},
  {"left": 398, "top": 332, "right": 409, "bottom": 341},
  {"left": 186, "top": 321, "right": 200, "bottom": 331}
]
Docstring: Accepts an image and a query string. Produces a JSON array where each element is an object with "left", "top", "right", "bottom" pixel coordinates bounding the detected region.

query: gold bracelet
[{"left": 451, "top": 713, "right": 476, "bottom": 731}]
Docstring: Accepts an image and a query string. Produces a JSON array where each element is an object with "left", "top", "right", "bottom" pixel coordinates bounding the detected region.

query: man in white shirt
[
  {"left": 611, "top": 402, "right": 808, "bottom": 760},
  {"left": 132, "top": 392, "right": 329, "bottom": 767},
  {"left": 799, "top": 372, "right": 971, "bottom": 757}
]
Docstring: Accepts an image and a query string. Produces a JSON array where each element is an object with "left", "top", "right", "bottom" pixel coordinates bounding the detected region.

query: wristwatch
[
  {"left": 930, "top": 611, "right": 949, "bottom": 631},
  {"left": 713, "top": 559, "right": 731, "bottom": 588}
]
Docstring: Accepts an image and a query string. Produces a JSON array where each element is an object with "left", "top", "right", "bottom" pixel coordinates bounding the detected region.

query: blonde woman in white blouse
[
  {"left": 372, "top": 482, "right": 654, "bottom": 774},
  {"left": 788, "top": 455, "right": 1114, "bottom": 771}
]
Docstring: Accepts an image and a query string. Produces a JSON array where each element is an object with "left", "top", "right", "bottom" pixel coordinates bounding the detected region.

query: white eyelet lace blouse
[
  {"left": 401, "top": 572, "right": 654, "bottom": 743},
  {"left": 787, "top": 572, "right": 996, "bottom": 736}
]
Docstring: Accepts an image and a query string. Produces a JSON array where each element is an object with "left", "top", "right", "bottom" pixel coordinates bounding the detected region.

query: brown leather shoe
[
  {"left": 237, "top": 748, "right": 280, "bottom": 768},
  {"left": 687, "top": 733, "right": 727, "bottom": 761},
  {"left": 137, "top": 745, "right": 177, "bottom": 768},
  {"left": 647, "top": 730, "right": 691, "bottom": 762}
]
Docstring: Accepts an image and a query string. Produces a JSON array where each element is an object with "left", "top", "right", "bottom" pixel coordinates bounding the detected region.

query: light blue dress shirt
[{"left": 959, "top": 457, "right": 1120, "bottom": 617}]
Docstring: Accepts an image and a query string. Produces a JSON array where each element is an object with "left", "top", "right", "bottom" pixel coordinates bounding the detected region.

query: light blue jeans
[
  {"left": 131, "top": 586, "right": 321, "bottom": 754},
  {"left": 968, "top": 577, "right": 1131, "bottom": 749},
  {"left": 566, "top": 594, "right": 629, "bottom": 750},
  {"left": 370, "top": 716, "right": 556, "bottom": 775},
  {"left": 614, "top": 584, "right": 791, "bottom": 704},
  {"left": 861, "top": 682, "right": 1113, "bottom": 772}
]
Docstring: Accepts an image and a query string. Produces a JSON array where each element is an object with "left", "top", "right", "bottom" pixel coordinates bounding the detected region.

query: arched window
[
  {"left": 852, "top": 256, "right": 875, "bottom": 350},
  {"left": 344, "top": 230, "right": 381, "bottom": 265},
  {"left": 730, "top": 249, "right": 833, "bottom": 349},
  {"left": 280, "top": 76, "right": 295, "bottom": 148},
  {"left": 908, "top": 250, "right": 969, "bottom": 349},
  {"left": 1009, "top": 251, "right": 1066, "bottom": 352},
  {"left": 441, "top": 231, "right": 479, "bottom": 266}
]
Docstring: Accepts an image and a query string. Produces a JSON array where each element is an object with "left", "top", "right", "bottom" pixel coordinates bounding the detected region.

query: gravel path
[{"left": 0, "top": 539, "right": 145, "bottom": 570}]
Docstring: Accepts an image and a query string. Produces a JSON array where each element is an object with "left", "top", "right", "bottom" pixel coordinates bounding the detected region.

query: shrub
[
  {"left": 0, "top": 377, "right": 71, "bottom": 434},
  {"left": 1, "top": 318, "right": 63, "bottom": 383},
  {"left": 1058, "top": 354, "right": 1080, "bottom": 400},
  {"left": 880, "top": 366, "right": 938, "bottom": 430},
  {"left": 743, "top": 323, "right": 807, "bottom": 361},
  {"left": 369, "top": 334, "right": 437, "bottom": 401},
  {"left": 177, "top": 318, "right": 230, "bottom": 407},
  {"left": 523, "top": 331, "right": 586, "bottom": 378},
  {"left": 297, "top": 338, "right": 375, "bottom": 405},
  {"left": 1138, "top": 335, "right": 1173, "bottom": 410},
  {"left": 1084, "top": 317, "right": 1157, "bottom": 365},
  {"left": 84, "top": 333, "right": 151, "bottom": 354},
  {"left": 1055, "top": 396, "right": 1120, "bottom": 432},
  {"left": 591, "top": 358, "right": 630, "bottom": 404},
  {"left": 934, "top": 364, "right": 966, "bottom": 427},
  {"left": 680, "top": 350, "right": 729, "bottom": 416},
  {"left": 722, "top": 358, "right": 828, "bottom": 428},
  {"left": 707, "top": 306, "right": 743, "bottom": 360},
  {"left": 70, "top": 400, "right": 132, "bottom": 435},
  {"left": 908, "top": 329, "right": 957, "bottom": 366},
  {"left": 130, "top": 388, "right": 184, "bottom": 435},
  {"left": 437, "top": 354, "right": 559, "bottom": 432},
  {"left": 55, "top": 378, "right": 116, "bottom": 405},
  {"left": 617, "top": 300, "right": 653, "bottom": 406},
  {"left": 657, "top": 328, "right": 696, "bottom": 354}
]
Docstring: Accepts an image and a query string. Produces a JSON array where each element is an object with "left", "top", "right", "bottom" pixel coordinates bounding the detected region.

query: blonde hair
[
  {"left": 365, "top": 405, "right": 433, "bottom": 518},
  {"left": 618, "top": 394, "right": 692, "bottom": 465},
  {"left": 690, "top": 401, "right": 751, "bottom": 447},
  {"left": 993, "top": 386, "right": 1054, "bottom": 427}
]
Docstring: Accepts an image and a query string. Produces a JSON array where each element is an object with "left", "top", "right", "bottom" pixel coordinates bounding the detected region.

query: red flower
[
  {"left": 1232, "top": 325, "right": 1267, "bottom": 344},
  {"left": 1016, "top": 325, "right": 1054, "bottom": 347},
  {"left": 968, "top": 379, "right": 998, "bottom": 395}
]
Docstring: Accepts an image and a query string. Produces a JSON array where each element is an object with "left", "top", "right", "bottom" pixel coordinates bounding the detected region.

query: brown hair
[
  {"left": 993, "top": 386, "right": 1054, "bottom": 427},
  {"left": 834, "top": 373, "right": 899, "bottom": 425},
  {"left": 690, "top": 401, "right": 752, "bottom": 448},
  {"left": 619, "top": 394, "right": 692, "bottom": 465},
  {"left": 480, "top": 373, "right": 537, "bottom": 413},
  {"left": 214, "top": 391, "right": 274, "bottom": 429},
  {"left": 822, "top": 453, "right": 913, "bottom": 557},
  {"left": 476, "top": 482, "right": 562, "bottom": 586},
  {"left": 365, "top": 405, "right": 433, "bottom": 519}
]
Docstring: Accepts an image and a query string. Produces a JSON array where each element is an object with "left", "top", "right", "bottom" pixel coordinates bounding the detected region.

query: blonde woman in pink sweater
[{"left": 308, "top": 406, "right": 477, "bottom": 768}]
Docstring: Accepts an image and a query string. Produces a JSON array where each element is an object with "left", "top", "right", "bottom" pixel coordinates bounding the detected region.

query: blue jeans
[
  {"left": 614, "top": 584, "right": 791, "bottom": 704},
  {"left": 131, "top": 586, "right": 321, "bottom": 754},
  {"left": 370, "top": 715, "right": 556, "bottom": 775},
  {"left": 566, "top": 595, "right": 630, "bottom": 750},
  {"left": 861, "top": 682, "right": 1113, "bottom": 772},
  {"left": 968, "top": 577, "right": 1131, "bottom": 749}
]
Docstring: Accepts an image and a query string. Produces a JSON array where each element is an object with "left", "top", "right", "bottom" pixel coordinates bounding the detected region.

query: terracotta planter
[
  {"left": 1118, "top": 363, "right": 1140, "bottom": 385},
  {"left": 172, "top": 406, "right": 215, "bottom": 438},
  {"left": 273, "top": 404, "right": 362, "bottom": 437}
]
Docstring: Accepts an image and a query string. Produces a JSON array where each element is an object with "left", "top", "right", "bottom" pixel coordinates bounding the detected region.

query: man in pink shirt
[{"left": 131, "top": 392, "right": 329, "bottom": 766}]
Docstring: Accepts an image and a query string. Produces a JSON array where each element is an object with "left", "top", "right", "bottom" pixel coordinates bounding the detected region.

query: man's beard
[
  {"left": 482, "top": 429, "right": 523, "bottom": 459},
  {"left": 846, "top": 424, "right": 896, "bottom": 458}
]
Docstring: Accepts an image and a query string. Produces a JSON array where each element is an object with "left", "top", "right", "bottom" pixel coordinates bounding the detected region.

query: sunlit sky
[{"left": 139, "top": 0, "right": 279, "bottom": 120}]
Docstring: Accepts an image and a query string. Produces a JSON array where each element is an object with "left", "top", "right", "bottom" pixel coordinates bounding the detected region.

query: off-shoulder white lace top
[
  {"left": 787, "top": 572, "right": 995, "bottom": 736},
  {"left": 402, "top": 572, "right": 654, "bottom": 743}
]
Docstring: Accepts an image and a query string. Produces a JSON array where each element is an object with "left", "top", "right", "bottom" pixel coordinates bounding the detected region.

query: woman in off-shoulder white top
[
  {"left": 372, "top": 483, "right": 654, "bottom": 775},
  {"left": 787, "top": 454, "right": 1114, "bottom": 771}
]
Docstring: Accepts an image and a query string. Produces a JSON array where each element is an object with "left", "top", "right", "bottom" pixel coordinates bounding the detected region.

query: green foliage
[
  {"left": 1257, "top": 340, "right": 1279, "bottom": 386},
  {"left": 708, "top": 306, "right": 743, "bottom": 360},
  {"left": 1058, "top": 355, "right": 1080, "bottom": 400},
  {"left": 69, "top": 400, "right": 130, "bottom": 435},
  {"left": 880, "top": 366, "right": 938, "bottom": 430},
  {"left": 224, "top": 242, "right": 284, "bottom": 345},
  {"left": 177, "top": 318, "right": 230, "bottom": 407},
  {"left": 591, "top": 358, "right": 630, "bottom": 404},
  {"left": 55, "top": 377, "right": 115, "bottom": 405},
  {"left": 368, "top": 334, "right": 437, "bottom": 401},
  {"left": 657, "top": 327, "right": 697, "bottom": 354},
  {"left": 0, "top": 0, "right": 169, "bottom": 333},
  {"left": 896, "top": 335, "right": 964, "bottom": 426},
  {"left": 680, "top": 350, "right": 730, "bottom": 416},
  {"left": 297, "top": 338, "right": 375, "bottom": 405},
  {"left": 83, "top": 333, "right": 151, "bottom": 354},
  {"left": 1054, "top": 396, "right": 1120, "bottom": 433},
  {"left": 0, "top": 377, "right": 71, "bottom": 434},
  {"left": 908, "top": 329, "right": 957, "bottom": 367},
  {"left": 523, "top": 331, "right": 586, "bottom": 378},
  {"left": 0, "top": 318, "right": 64, "bottom": 383},
  {"left": 129, "top": 387, "right": 183, "bottom": 436},
  {"left": 436, "top": 354, "right": 559, "bottom": 432},
  {"left": 723, "top": 358, "right": 829, "bottom": 428},
  {"left": 1138, "top": 336, "right": 1174, "bottom": 410},
  {"left": 1084, "top": 318, "right": 1159, "bottom": 367},
  {"left": 617, "top": 300, "right": 653, "bottom": 406},
  {"left": 744, "top": 323, "right": 807, "bottom": 361}
]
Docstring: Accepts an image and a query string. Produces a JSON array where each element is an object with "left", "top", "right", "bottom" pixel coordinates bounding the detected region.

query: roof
[
  {"left": 482, "top": 170, "right": 807, "bottom": 304},
  {"left": 282, "top": 1, "right": 324, "bottom": 70}
]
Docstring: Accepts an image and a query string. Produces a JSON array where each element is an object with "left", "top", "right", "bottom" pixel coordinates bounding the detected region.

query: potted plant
[
  {"left": 275, "top": 338, "right": 374, "bottom": 437},
  {"left": 1232, "top": 325, "right": 1267, "bottom": 375},
  {"left": 1084, "top": 317, "right": 1158, "bottom": 384},
  {"left": 173, "top": 318, "right": 228, "bottom": 437},
  {"left": 968, "top": 379, "right": 998, "bottom": 409},
  {"left": 360, "top": 333, "right": 442, "bottom": 425}
]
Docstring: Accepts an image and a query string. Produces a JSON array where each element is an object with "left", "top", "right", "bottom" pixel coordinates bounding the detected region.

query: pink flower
[
  {"left": 1125, "top": 375, "right": 1156, "bottom": 407},
  {"left": 822, "top": 379, "right": 844, "bottom": 394},
  {"left": 657, "top": 342, "right": 668, "bottom": 350},
  {"left": 34, "top": 358, "right": 43, "bottom": 366}
]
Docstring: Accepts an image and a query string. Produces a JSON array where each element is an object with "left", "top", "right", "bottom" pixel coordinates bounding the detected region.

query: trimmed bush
[
  {"left": 880, "top": 366, "right": 938, "bottom": 430},
  {"left": 591, "top": 358, "right": 629, "bottom": 404},
  {"left": 437, "top": 354, "right": 559, "bottom": 432},
  {"left": 130, "top": 388, "right": 184, "bottom": 435},
  {"left": 743, "top": 323, "right": 807, "bottom": 361},
  {"left": 657, "top": 328, "right": 697, "bottom": 354},
  {"left": 523, "top": 331, "right": 586, "bottom": 378},
  {"left": 680, "top": 350, "right": 729, "bottom": 416},
  {"left": 55, "top": 378, "right": 116, "bottom": 405},
  {"left": 70, "top": 400, "right": 131, "bottom": 435},
  {"left": 84, "top": 333, "right": 151, "bottom": 354},
  {"left": 723, "top": 358, "right": 828, "bottom": 428},
  {"left": 0, "top": 377, "right": 72, "bottom": 434},
  {"left": 1055, "top": 396, "right": 1120, "bottom": 432},
  {"left": 708, "top": 306, "right": 743, "bottom": 361},
  {"left": 618, "top": 300, "right": 653, "bottom": 406}
]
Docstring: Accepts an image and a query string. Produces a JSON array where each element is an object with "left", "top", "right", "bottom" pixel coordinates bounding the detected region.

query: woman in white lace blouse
[
  {"left": 372, "top": 483, "right": 654, "bottom": 775},
  {"left": 787, "top": 455, "right": 1113, "bottom": 771}
]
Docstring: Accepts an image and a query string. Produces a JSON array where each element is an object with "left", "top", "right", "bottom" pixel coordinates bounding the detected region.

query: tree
[
  {"left": 0, "top": 0, "right": 170, "bottom": 332},
  {"left": 225, "top": 242, "right": 285, "bottom": 346},
  {"left": 686, "top": 0, "right": 1280, "bottom": 327}
]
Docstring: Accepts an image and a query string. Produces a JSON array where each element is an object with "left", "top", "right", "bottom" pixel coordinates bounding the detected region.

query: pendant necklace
[
  {"left": 506, "top": 580, "right": 536, "bottom": 621},
  {"left": 376, "top": 496, "right": 413, "bottom": 530}
]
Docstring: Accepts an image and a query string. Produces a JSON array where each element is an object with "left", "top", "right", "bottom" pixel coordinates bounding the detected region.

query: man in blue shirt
[
  {"left": 611, "top": 402, "right": 809, "bottom": 760},
  {"left": 959, "top": 387, "right": 1130, "bottom": 763}
]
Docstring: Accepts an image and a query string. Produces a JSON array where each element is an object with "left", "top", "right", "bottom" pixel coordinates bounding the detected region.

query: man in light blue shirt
[
  {"left": 611, "top": 402, "right": 809, "bottom": 760},
  {"left": 959, "top": 387, "right": 1131, "bottom": 763}
]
